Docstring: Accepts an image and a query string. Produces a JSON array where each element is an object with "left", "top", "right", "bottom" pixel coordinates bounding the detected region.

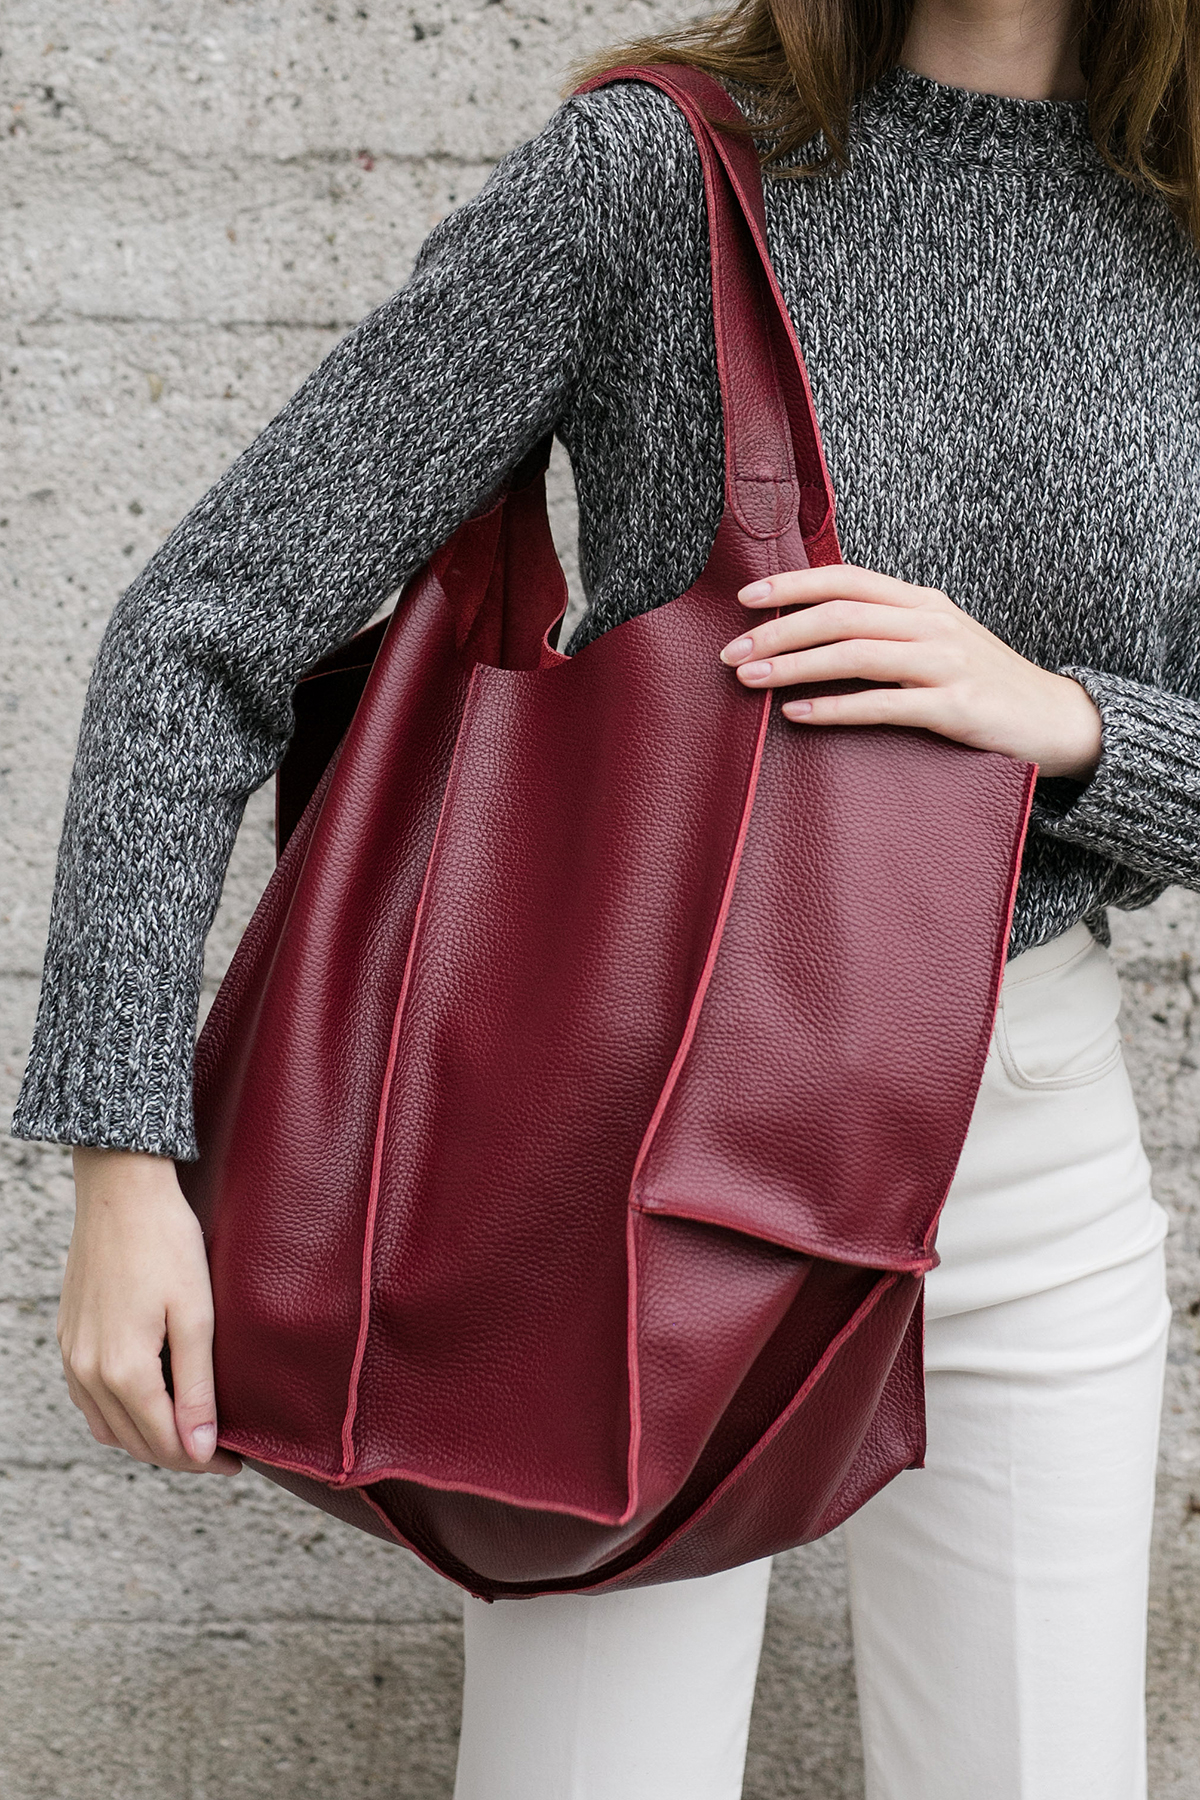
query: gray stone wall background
[{"left": 1, "top": 2, "right": 1197, "bottom": 1794}]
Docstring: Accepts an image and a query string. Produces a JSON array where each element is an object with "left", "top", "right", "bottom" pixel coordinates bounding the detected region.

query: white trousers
[{"left": 453, "top": 925, "right": 1171, "bottom": 1800}]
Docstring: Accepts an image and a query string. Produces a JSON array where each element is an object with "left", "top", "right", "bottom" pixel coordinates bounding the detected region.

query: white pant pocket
[{"left": 994, "top": 925, "right": 1124, "bottom": 1091}]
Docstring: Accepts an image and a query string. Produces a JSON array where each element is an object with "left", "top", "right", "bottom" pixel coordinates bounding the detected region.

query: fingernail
[
  {"left": 738, "top": 661, "right": 773, "bottom": 683},
  {"left": 191, "top": 1423, "right": 217, "bottom": 1461},
  {"left": 739, "top": 581, "right": 773, "bottom": 602},
  {"left": 783, "top": 699, "right": 813, "bottom": 718},
  {"left": 720, "top": 636, "right": 755, "bottom": 664}
]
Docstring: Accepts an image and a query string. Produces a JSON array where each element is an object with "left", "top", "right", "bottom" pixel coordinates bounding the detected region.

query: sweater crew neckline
[{"left": 858, "top": 64, "right": 1095, "bottom": 170}]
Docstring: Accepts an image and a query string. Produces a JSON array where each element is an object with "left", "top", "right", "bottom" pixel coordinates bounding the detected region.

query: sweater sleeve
[
  {"left": 12, "top": 97, "right": 620, "bottom": 1160},
  {"left": 1031, "top": 661, "right": 1200, "bottom": 889}
]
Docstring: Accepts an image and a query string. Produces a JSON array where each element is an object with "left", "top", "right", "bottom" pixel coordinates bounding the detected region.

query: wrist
[
  {"left": 72, "top": 1146, "right": 182, "bottom": 1212},
  {"left": 1039, "top": 676, "right": 1103, "bottom": 782}
]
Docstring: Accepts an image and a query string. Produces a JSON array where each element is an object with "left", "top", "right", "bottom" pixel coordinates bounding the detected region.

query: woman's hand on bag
[
  {"left": 721, "top": 564, "right": 1103, "bottom": 781},
  {"left": 58, "top": 1147, "right": 242, "bottom": 1475}
]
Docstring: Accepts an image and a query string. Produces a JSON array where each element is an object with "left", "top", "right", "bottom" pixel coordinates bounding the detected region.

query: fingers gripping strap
[{"left": 576, "top": 64, "right": 837, "bottom": 553}]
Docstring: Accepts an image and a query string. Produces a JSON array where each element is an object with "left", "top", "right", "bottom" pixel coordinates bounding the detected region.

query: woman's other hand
[
  {"left": 721, "top": 565, "right": 1103, "bottom": 781},
  {"left": 58, "top": 1147, "right": 242, "bottom": 1475}
]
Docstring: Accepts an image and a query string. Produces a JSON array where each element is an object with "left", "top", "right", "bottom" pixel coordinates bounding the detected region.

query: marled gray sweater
[{"left": 13, "top": 67, "right": 1200, "bottom": 1160}]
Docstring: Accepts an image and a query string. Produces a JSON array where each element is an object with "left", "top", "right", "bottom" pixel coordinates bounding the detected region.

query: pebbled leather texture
[{"left": 179, "top": 64, "right": 1036, "bottom": 1597}]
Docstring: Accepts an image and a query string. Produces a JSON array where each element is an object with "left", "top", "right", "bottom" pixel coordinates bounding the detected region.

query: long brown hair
[{"left": 572, "top": 0, "right": 1200, "bottom": 240}]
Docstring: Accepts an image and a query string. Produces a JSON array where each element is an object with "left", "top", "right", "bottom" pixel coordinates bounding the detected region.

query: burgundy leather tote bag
[{"left": 180, "top": 65, "right": 1035, "bottom": 1599}]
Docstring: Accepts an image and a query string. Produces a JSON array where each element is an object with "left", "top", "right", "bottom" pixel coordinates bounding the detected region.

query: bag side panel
[
  {"left": 807, "top": 1289, "right": 927, "bottom": 1535},
  {"left": 187, "top": 574, "right": 472, "bottom": 1475}
]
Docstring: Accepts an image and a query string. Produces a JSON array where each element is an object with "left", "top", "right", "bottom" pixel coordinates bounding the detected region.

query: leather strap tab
[{"left": 575, "top": 63, "right": 839, "bottom": 563}]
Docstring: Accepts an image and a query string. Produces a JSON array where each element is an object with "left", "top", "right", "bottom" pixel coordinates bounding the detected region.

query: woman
[{"left": 13, "top": 0, "right": 1198, "bottom": 1791}]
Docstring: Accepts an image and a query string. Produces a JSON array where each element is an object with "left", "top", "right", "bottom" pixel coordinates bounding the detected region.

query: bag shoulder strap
[{"left": 574, "top": 63, "right": 840, "bottom": 565}]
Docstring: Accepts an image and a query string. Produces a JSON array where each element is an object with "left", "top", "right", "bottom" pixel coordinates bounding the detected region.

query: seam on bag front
[
  {"left": 629, "top": 1194, "right": 938, "bottom": 1273},
  {"left": 623, "top": 683, "right": 774, "bottom": 1522},
  {"left": 628, "top": 687, "right": 773, "bottom": 1207},
  {"left": 339, "top": 659, "right": 485, "bottom": 1478}
]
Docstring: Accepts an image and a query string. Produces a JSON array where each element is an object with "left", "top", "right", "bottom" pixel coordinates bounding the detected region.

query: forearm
[{"left": 12, "top": 96, "right": 618, "bottom": 1158}]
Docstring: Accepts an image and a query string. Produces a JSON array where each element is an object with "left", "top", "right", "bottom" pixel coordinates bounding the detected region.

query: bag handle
[{"left": 574, "top": 64, "right": 839, "bottom": 564}]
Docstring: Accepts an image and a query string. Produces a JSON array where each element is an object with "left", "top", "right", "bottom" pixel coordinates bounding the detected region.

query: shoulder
[
  {"left": 409, "top": 79, "right": 704, "bottom": 271},
  {"left": 562, "top": 77, "right": 701, "bottom": 171},
  {"left": 490, "top": 78, "right": 706, "bottom": 237},
  {"left": 558, "top": 79, "right": 709, "bottom": 266},
  {"left": 394, "top": 76, "right": 713, "bottom": 360}
]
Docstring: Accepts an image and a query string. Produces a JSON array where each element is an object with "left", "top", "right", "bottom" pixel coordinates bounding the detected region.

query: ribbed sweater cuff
[
  {"left": 1031, "top": 665, "right": 1200, "bottom": 885},
  {"left": 10, "top": 942, "right": 202, "bottom": 1161}
]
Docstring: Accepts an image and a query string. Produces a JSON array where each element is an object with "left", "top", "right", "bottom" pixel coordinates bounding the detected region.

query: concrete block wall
[{"left": 1, "top": 3, "right": 1197, "bottom": 1794}]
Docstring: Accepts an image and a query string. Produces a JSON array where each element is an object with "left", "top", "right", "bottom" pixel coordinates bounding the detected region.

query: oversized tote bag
[{"left": 180, "top": 64, "right": 1036, "bottom": 1598}]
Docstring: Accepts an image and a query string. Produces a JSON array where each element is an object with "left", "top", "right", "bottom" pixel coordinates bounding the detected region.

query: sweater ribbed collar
[{"left": 856, "top": 65, "right": 1096, "bottom": 171}]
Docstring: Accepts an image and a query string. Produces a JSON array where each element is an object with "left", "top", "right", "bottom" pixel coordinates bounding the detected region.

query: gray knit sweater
[{"left": 14, "top": 67, "right": 1200, "bottom": 1161}]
